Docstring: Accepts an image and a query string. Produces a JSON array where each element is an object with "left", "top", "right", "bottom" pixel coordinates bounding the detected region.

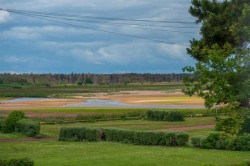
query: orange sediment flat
[{"left": 0, "top": 91, "right": 204, "bottom": 111}]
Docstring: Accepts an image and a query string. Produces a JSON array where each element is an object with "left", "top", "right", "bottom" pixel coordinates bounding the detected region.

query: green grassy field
[
  {"left": 1, "top": 116, "right": 249, "bottom": 166},
  {"left": 1, "top": 82, "right": 247, "bottom": 165},
  {"left": 15, "top": 108, "right": 207, "bottom": 114},
  {"left": 0, "top": 108, "right": 215, "bottom": 120},
  {"left": 0, "top": 82, "right": 185, "bottom": 98},
  {"left": 0, "top": 141, "right": 249, "bottom": 166},
  {"left": 40, "top": 117, "right": 215, "bottom": 137},
  {"left": 0, "top": 117, "right": 216, "bottom": 139}
]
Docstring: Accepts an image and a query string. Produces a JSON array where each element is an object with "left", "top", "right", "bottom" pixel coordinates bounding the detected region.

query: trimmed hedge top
[
  {"left": 59, "top": 127, "right": 189, "bottom": 147},
  {"left": 146, "top": 110, "right": 184, "bottom": 121}
]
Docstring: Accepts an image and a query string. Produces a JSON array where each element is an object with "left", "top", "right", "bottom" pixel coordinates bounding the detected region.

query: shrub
[
  {"left": 104, "top": 128, "right": 135, "bottom": 143},
  {"left": 196, "top": 133, "right": 250, "bottom": 151},
  {"left": 0, "top": 158, "right": 34, "bottom": 166},
  {"left": 85, "top": 127, "right": 103, "bottom": 141},
  {"left": 215, "top": 134, "right": 233, "bottom": 150},
  {"left": 215, "top": 116, "right": 243, "bottom": 135},
  {"left": 15, "top": 119, "right": 40, "bottom": 137},
  {"left": 176, "top": 132, "right": 189, "bottom": 146},
  {"left": 59, "top": 127, "right": 189, "bottom": 147},
  {"left": 168, "top": 112, "right": 185, "bottom": 121},
  {"left": 146, "top": 110, "right": 184, "bottom": 122},
  {"left": 59, "top": 127, "right": 102, "bottom": 141},
  {"left": 233, "top": 134, "right": 250, "bottom": 151},
  {"left": 201, "top": 133, "right": 221, "bottom": 149},
  {"left": 134, "top": 131, "right": 163, "bottom": 145},
  {"left": 165, "top": 132, "right": 177, "bottom": 146},
  {"left": 240, "top": 109, "right": 250, "bottom": 134},
  {"left": 133, "top": 131, "right": 189, "bottom": 146},
  {"left": 59, "top": 127, "right": 86, "bottom": 141},
  {"left": 0, "top": 119, "right": 4, "bottom": 131},
  {"left": 215, "top": 108, "right": 250, "bottom": 135},
  {"left": 191, "top": 136, "right": 205, "bottom": 148},
  {"left": 2, "top": 111, "right": 25, "bottom": 133}
]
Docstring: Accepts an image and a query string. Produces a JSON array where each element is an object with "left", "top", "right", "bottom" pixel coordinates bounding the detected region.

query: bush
[
  {"left": 176, "top": 132, "right": 190, "bottom": 146},
  {"left": 59, "top": 127, "right": 189, "bottom": 147},
  {"left": 134, "top": 131, "right": 165, "bottom": 145},
  {"left": 15, "top": 119, "right": 40, "bottom": 137},
  {"left": 201, "top": 133, "right": 221, "bottom": 149},
  {"left": 215, "top": 108, "right": 250, "bottom": 135},
  {"left": 215, "top": 116, "right": 242, "bottom": 135},
  {"left": 133, "top": 131, "right": 189, "bottom": 146},
  {"left": 233, "top": 134, "right": 250, "bottom": 151},
  {"left": 146, "top": 110, "right": 184, "bottom": 122},
  {"left": 104, "top": 128, "right": 135, "bottom": 143},
  {"left": 59, "top": 127, "right": 87, "bottom": 141},
  {"left": 196, "top": 133, "right": 250, "bottom": 151},
  {"left": 191, "top": 136, "right": 205, "bottom": 148},
  {"left": 59, "top": 127, "right": 102, "bottom": 141},
  {"left": 168, "top": 112, "right": 185, "bottom": 121},
  {"left": 215, "top": 134, "right": 233, "bottom": 150},
  {"left": 0, "top": 119, "right": 4, "bottom": 131},
  {"left": 240, "top": 109, "right": 250, "bottom": 134},
  {"left": 0, "top": 158, "right": 34, "bottom": 166},
  {"left": 85, "top": 127, "right": 103, "bottom": 141},
  {"left": 2, "top": 111, "right": 25, "bottom": 133}
]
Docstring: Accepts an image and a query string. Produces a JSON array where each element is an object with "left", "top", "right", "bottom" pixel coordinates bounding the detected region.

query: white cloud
[
  {"left": 158, "top": 43, "right": 188, "bottom": 60},
  {"left": 68, "top": 41, "right": 189, "bottom": 66},
  {"left": 0, "top": 11, "right": 10, "bottom": 23}
]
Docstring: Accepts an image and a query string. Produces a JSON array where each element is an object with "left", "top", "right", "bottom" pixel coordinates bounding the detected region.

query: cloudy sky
[{"left": 0, "top": 0, "right": 200, "bottom": 74}]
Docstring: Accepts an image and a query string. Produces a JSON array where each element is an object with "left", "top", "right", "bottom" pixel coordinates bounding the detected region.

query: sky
[{"left": 0, "top": 0, "right": 201, "bottom": 74}]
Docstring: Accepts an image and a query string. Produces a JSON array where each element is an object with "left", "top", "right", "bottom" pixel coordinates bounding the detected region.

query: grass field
[
  {"left": 1, "top": 82, "right": 248, "bottom": 165},
  {"left": 0, "top": 107, "right": 214, "bottom": 118},
  {"left": 0, "top": 141, "right": 249, "bottom": 166},
  {"left": 39, "top": 117, "right": 216, "bottom": 137},
  {"left": 0, "top": 83, "right": 185, "bottom": 98},
  {"left": 0, "top": 114, "right": 248, "bottom": 166}
]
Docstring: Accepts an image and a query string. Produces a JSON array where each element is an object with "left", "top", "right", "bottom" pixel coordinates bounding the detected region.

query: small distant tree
[
  {"left": 2, "top": 111, "right": 25, "bottom": 133},
  {"left": 0, "top": 78, "right": 3, "bottom": 84},
  {"left": 77, "top": 81, "right": 83, "bottom": 86},
  {"left": 85, "top": 78, "right": 93, "bottom": 85}
]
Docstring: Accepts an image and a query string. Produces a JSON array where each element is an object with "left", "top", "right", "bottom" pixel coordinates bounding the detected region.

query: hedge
[
  {"left": 0, "top": 119, "right": 4, "bottom": 131},
  {"left": 134, "top": 131, "right": 167, "bottom": 145},
  {"left": 0, "top": 158, "right": 34, "bottom": 166},
  {"left": 191, "top": 136, "right": 205, "bottom": 148},
  {"left": 191, "top": 133, "right": 250, "bottom": 151},
  {"left": 59, "top": 127, "right": 102, "bottom": 141},
  {"left": 15, "top": 119, "right": 40, "bottom": 137},
  {"left": 59, "top": 127, "right": 189, "bottom": 147},
  {"left": 104, "top": 128, "right": 135, "bottom": 144},
  {"left": 146, "top": 110, "right": 184, "bottom": 121},
  {"left": 1, "top": 111, "right": 25, "bottom": 133}
]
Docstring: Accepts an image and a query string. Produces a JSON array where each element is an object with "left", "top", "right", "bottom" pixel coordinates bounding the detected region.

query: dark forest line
[{"left": 0, "top": 73, "right": 189, "bottom": 85}]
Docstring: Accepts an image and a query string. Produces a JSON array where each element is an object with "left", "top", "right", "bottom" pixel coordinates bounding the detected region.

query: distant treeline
[{"left": 0, "top": 73, "right": 189, "bottom": 85}]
